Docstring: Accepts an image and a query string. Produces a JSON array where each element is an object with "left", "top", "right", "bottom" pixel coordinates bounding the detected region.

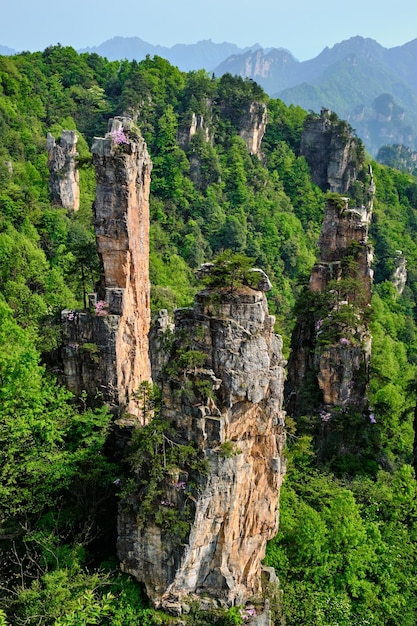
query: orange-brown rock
[
  {"left": 118, "top": 283, "right": 286, "bottom": 615},
  {"left": 61, "top": 118, "right": 152, "bottom": 419},
  {"left": 309, "top": 195, "right": 374, "bottom": 298}
]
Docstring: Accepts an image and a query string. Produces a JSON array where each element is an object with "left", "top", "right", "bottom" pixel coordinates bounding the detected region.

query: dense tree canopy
[{"left": 1, "top": 46, "right": 417, "bottom": 624}]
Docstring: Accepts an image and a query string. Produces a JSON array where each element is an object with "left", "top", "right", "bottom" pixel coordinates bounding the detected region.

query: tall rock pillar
[
  {"left": 47, "top": 130, "right": 80, "bottom": 211},
  {"left": 286, "top": 163, "right": 376, "bottom": 453},
  {"left": 118, "top": 273, "right": 286, "bottom": 618},
  {"left": 61, "top": 118, "right": 152, "bottom": 419}
]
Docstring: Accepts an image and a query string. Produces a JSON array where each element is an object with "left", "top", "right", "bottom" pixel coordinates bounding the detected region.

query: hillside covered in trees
[{"left": 1, "top": 46, "right": 417, "bottom": 624}]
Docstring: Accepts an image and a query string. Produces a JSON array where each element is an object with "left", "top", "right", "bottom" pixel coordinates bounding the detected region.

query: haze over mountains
[
  {"left": 3, "top": 34, "right": 417, "bottom": 155},
  {"left": 80, "top": 37, "right": 260, "bottom": 72},
  {"left": 216, "top": 36, "right": 417, "bottom": 155}
]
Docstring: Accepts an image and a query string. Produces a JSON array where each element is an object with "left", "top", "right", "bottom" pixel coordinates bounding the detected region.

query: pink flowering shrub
[
  {"left": 339, "top": 337, "right": 351, "bottom": 345},
  {"left": 95, "top": 300, "right": 108, "bottom": 316},
  {"left": 320, "top": 410, "right": 332, "bottom": 422},
  {"left": 110, "top": 126, "right": 128, "bottom": 145},
  {"left": 240, "top": 607, "right": 257, "bottom": 621}
]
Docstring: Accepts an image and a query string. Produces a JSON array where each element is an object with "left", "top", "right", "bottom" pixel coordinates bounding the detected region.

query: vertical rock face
[
  {"left": 391, "top": 251, "right": 407, "bottom": 295},
  {"left": 286, "top": 167, "right": 375, "bottom": 416},
  {"left": 300, "top": 108, "right": 362, "bottom": 194},
  {"left": 239, "top": 102, "right": 268, "bottom": 157},
  {"left": 177, "top": 111, "right": 211, "bottom": 148},
  {"left": 118, "top": 282, "right": 286, "bottom": 615},
  {"left": 47, "top": 130, "right": 80, "bottom": 211},
  {"left": 61, "top": 117, "right": 152, "bottom": 419}
]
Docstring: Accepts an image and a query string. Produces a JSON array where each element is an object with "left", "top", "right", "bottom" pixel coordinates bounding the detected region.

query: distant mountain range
[
  {"left": 79, "top": 37, "right": 260, "bottom": 72},
  {"left": 215, "top": 36, "right": 417, "bottom": 155},
  {"left": 3, "top": 35, "right": 417, "bottom": 155},
  {"left": 0, "top": 45, "right": 16, "bottom": 55}
]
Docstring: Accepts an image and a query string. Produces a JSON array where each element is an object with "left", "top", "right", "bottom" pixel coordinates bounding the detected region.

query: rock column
[
  {"left": 61, "top": 117, "right": 152, "bottom": 419},
  {"left": 47, "top": 130, "right": 80, "bottom": 211},
  {"left": 118, "top": 281, "right": 286, "bottom": 616}
]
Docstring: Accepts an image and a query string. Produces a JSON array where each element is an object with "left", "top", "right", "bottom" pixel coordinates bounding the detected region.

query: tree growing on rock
[{"left": 199, "top": 251, "right": 255, "bottom": 293}]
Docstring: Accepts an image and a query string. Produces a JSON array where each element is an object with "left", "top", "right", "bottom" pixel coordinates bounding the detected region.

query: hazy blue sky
[{"left": 2, "top": 0, "right": 417, "bottom": 60}]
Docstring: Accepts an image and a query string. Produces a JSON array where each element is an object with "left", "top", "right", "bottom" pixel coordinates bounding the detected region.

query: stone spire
[
  {"left": 61, "top": 117, "right": 152, "bottom": 419},
  {"left": 118, "top": 276, "right": 286, "bottom": 620},
  {"left": 47, "top": 130, "right": 80, "bottom": 211},
  {"left": 286, "top": 164, "right": 375, "bottom": 415}
]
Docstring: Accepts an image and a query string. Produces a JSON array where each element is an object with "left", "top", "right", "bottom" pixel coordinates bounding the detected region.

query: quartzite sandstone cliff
[
  {"left": 47, "top": 130, "right": 80, "bottom": 211},
  {"left": 61, "top": 117, "right": 152, "bottom": 419},
  {"left": 300, "top": 108, "right": 364, "bottom": 194},
  {"left": 118, "top": 279, "right": 286, "bottom": 619},
  {"left": 287, "top": 113, "right": 375, "bottom": 416}
]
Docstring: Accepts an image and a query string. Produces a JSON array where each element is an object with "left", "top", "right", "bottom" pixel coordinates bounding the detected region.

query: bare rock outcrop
[
  {"left": 391, "top": 251, "right": 407, "bottom": 295},
  {"left": 118, "top": 280, "right": 286, "bottom": 617},
  {"left": 177, "top": 112, "right": 211, "bottom": 148},
  {"left": 61, "top": 117, "right": 152, "bottom": 419},
  {"left": 300, "top": 108, "right": 363, "bottom": 194},
  {"left": 286, "top": 164, "right": 375, "bottom": 416},
  {"left": 239, "top": 102, "right": 268, "bottom": 157},
  {"left": 47, "top": 130, "right": 80, "bottom": 211}
]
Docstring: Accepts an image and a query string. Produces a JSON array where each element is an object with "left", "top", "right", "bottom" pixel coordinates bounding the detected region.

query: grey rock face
[
  {"left": 118, "top": 287, "right": 286, "bottom": 614},
  {"left": 287, "top": 146, "right": 375, "bottom": 415},
  {"left": 300, "top": 108, "right": 360, "bottom": 194},
  {"left": 239, "top": 102, "right": 268, "bottom": 157},
  {"left": 47, "top": 130, "right": 80, "bottom": 211},
  {"left": 391, "top": 251, "right": 407, "bottom": 295}
]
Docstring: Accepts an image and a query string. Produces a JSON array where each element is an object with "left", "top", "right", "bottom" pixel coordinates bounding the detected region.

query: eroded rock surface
[
  {"left": 239, "top": 102, "right": 268, "bottom": 157},
  {"left": 47, "top": 130, "right": 80, "bottom": 211},
  {"left": 118, "top": 283, "right": 286, "bottom": 615},
  {"left": 286, "top": 159, "right": 375, "bottom": 415},
  {"left": 61, "top": 117, "right": 152, "bottom": 419},
  {"left": 300, "top": 108, "right": 362, "bottom": 194}
]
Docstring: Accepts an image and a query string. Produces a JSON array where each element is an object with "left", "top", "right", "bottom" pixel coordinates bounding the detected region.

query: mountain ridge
[{"left": 78, "top": 36, "right": 260, "bottom": 72}]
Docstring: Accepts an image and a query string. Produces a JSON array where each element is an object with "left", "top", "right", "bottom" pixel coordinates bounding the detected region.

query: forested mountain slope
[
  {"left": 1, "top": 46, "right": 417, "bottom": 624},
  {"left": 215, "top": 36, "right": 417, "bottom": 156}
]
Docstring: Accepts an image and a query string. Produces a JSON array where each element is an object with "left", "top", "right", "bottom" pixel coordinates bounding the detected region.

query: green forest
[{"left": 1, "top": 45, "right": 417, "bottom": 625}]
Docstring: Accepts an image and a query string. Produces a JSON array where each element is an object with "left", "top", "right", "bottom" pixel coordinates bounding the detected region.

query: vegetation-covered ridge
[{"left": 1, "top": 45, "right": 417, "bottom": 624}]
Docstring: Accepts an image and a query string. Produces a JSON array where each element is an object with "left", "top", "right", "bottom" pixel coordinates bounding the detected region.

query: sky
[{"left": 2, "top": 0, "right": 417, "bottom": 61}]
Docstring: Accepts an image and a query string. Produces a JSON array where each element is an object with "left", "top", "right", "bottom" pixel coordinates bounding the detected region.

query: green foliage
[
  {"left": 3, "top": 45, "right": 417, "bottom": 626},
  {"left": 265, "top": 445, "right": 417, "bottom": 625},
  {"left": 124, "top": 411, "right": 208, "bottom": 542},
  {"left": 219, "top": 441, "right": 242, "bottom": 459},
  {"left": 201, "top": 251, "right": 255, "bottom": 293}
]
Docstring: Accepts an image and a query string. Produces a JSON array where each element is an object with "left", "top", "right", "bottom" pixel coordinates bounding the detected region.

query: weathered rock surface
[
  {"left": 61, "top": 117, "right": 152, "bottom": 419},
  {"left": 239, "top": 102, "right": 268, "bottom": 157},
  {"left": 286, "top": 157, "right": 375, "bottom": 415},
  {"left": 177, "top": 111, "right": 211, "bottom": 148},
  {"left": 118, "top": 284, "right": 286, "bottom": 615},
  {"left": 391, "top": 250, "right": 407, "bottom": 295},
  {"left": 149, "top": 309, "right": 174, "bottom": 381},
  {"left": 300, "top": 108, "right": 362, "bottom": 194},
  {"left": 47, "top": 130, "right": 80, "bottom": 211}
]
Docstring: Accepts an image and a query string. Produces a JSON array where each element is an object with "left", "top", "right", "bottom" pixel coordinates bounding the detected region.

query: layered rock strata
[
  {"left": 118, "top": 281, "right": 286, "bottom": 617},
  {"left": 62, "top": 117, "right": 152, "bottom": 419},
  {"left": 47, "top": 130, "right": 80, "bottom": 211},
  {"left": 300, "top": 108, "right": 362, "bottom": 194},
  {"left": 286, "top": 167, "right": 375, "bottom": 414},
  {"left": 239, "top": 102, "right": 268, "bottom": 157}
]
